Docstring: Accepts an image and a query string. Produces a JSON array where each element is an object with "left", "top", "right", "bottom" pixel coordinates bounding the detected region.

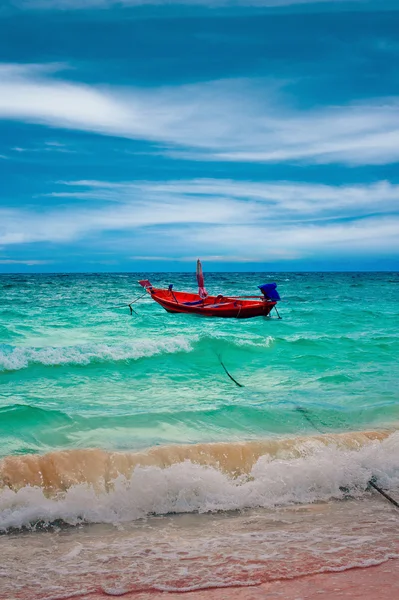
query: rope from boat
[
  {"left": 216, "top": 353, "right": 244, "bottom": 387},
  {"left": 294, "top": 407, "right": 398, "bottom": 507},
  {"left": 108, "top": 290, "right": 148, "bottom": 312},
  {"left": 294, "top": 405, "right": 324, "bottom": 434},
  {"left": 368, "top": 478, "right": 399, "bottom": 509},
  {"left": 297, "top": 407, "right": 398, "bottom": 508},
  {"left": 216, "top": 357, "right": 398, "bottom": 509}
]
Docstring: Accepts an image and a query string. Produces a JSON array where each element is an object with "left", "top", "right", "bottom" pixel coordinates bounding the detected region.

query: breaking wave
[
  {"left": 0, "top": 336, "right": 194, "bottom": 371},
  {"left": 1, "top": 430, "right": 398, "bottom": 531},
  {"left": 0, "top": 334, "right": 276, "bottom": 372}
]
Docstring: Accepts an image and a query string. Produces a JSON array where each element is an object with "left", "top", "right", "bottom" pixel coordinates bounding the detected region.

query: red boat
[{"left": 138, "top": 260, "right": 281, "bottom": 319}]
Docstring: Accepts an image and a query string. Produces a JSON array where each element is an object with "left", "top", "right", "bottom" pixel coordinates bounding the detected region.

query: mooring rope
[
  {"left": 294, "top": 405, "right": 324, "bottom": 434},
  {"left": 216, "top": 354, "right": 244, "bottom": 388},
  {"left": 368, "top": 478, "right": 399, "bottom": 509},
  {"left": 216, "top": 356, "right": 398, "bottom": 509},
  {"left": 108, "top": 291, "right": 148, "bottom": 314}
]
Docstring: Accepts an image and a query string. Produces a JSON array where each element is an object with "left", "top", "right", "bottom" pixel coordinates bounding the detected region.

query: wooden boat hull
[{"left": 145, "top": 287, "right": 276, "bottom": 319}]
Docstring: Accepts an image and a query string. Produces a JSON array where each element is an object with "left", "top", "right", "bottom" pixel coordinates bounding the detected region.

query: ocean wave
[
  {"left": 0, "top": 403, "right": 71, "bottom": 426},
  {"left": 0, "top": 336, "right": 195, "bottom": 371},
  {"left": 3, "top": 328, "right": 396, "bottom": 373},
  {"left": 3, "top": 402, "right": 398, "bottom": 459},
  {"left": 234, "top": 335, "right": 275, "bottom": 348},
  {"left": 1, "top": 430, "right": 398, "bottom": 531},
  {"left": 0, "top": 333, "right": 276, "bottom": 372}
]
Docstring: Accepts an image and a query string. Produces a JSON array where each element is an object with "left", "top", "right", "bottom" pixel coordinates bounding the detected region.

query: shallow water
[{"left": 2, "top": 499, "right": 399, "bottom": 598}]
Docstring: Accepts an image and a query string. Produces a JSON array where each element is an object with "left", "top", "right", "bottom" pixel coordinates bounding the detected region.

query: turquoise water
[
  {"left": 1, "top": 272, "right": 398, "bottom": 458},
  {"left": 2, "top": 272, "right": 399, "bottom": 596}
]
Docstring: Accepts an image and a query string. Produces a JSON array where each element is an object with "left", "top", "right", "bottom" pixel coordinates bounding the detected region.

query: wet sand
[
  {"left": 2, "top": 498, "right": 398, "bottom": 599},
  {"left": 78, "top": 558, "right": 399, "bottom": 600}
]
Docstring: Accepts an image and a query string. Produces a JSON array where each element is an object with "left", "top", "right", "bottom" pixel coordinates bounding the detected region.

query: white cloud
[
  {"left": 49, "top": 178, "right": 399, "bottom": 219},
  {"left": 10, "top": 141, "right": 74, "bottom": 154},
  {"left": 0, "top": 183, "right": 252, "bottom": 245},
  {"left": 1, "top": 178, "right": 398, "bottom": 261},
  {"left": 0, "top": 259, "right": 50, "bottom": 265},
  {"left": 1, "top": 63, "right": 399, "bottom": 166},
  {"left": 16, "top": 0, "right": 366, "bottom": 10},
  {"left": 129, "top": 254, "right": 299, "bottom": 261},
  {"left": 187, "top": 219, "right": 399, "bottom": 257}
]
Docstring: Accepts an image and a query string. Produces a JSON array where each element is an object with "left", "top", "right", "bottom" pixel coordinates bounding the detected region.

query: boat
[{"left": 138, "top": 260, "right": 281, "bottom": 319}]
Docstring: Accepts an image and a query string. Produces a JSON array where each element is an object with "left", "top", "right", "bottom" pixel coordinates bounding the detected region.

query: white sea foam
[
  {"left": 0, "top": 336, "right": 195, "bottom": 371},
  {"left": 0, "top": 332, "right": 274, "bottom": 371},
  {"left": 1, "top": 432, "right": 398, "bottom": 531}
]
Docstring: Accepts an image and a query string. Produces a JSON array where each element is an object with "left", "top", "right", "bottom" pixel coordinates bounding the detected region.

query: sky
[{"left": 0, "top": 0, "right": 398, "bottom": 272}]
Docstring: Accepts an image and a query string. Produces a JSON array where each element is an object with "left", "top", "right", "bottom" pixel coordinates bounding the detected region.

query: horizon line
[{"left": 1, "top": 270, "right": 397, "bottom": 275}]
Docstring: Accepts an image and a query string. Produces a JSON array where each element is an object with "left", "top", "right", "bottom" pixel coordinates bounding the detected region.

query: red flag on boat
[{"left": 196, "top": 259, "right": 208, "bottom": 298}]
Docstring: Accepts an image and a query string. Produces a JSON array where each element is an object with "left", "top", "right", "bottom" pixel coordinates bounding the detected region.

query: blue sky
[{"left": 0, "top": 0, "right": 398, "bottom": 272}]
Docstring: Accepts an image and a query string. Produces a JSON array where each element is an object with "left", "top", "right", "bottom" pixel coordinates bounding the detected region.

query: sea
[{"left": 1, "top": 271, "right": 398, "bottom": 599}]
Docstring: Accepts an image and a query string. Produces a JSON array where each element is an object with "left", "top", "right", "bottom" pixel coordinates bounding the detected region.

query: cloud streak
[
  {"left": 1, "top": 178, "right": 398, "bottom": 261},
  {"left": 0, "top": 259, "right": 50, "bottom": 265},
  {"left": 52, "top": 178, "right": 399, "bottom": 220},
  {"left": 1, "top": 63, "right": 399, "bottom": 166},
  {"left": 16, "top": 0, "right": 368, "bottom": 11}
]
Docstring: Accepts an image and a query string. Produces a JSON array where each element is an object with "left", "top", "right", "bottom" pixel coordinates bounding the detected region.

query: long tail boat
[{"left": 138, "top": 260, "right": 281, "bottom": 319}]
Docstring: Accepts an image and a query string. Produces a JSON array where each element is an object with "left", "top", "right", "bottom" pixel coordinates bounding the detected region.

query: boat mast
[{"left": 196, "top": 259, "right": 208, "bottom": 298}]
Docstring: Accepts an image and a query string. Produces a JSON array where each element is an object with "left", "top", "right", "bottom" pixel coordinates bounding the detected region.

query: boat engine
[{"left": 258, "top": 283, "right": 281, "bottom": 301}]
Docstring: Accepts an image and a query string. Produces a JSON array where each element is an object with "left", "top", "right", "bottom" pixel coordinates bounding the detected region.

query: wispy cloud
[
  {"left": 0, "top": 259, "right": 50, "bottom": 265},
  {"left": 10, "top": 141, "right": 74, "bottom": 154},
  {"left": 45, "top": 141, "right": 66, "bottom": 148},
  {"left": 1, "top": 63, "right": 399, "bottom": 166},
  {"left": 51, "top": 178, "right": 399, "bottom": 220},
  {"left": 129, "top": 254, "right": 300, "bottom": 262},
  {"left": 1, "top": 178, "right": 398, "bottom": 261},
  {"left": 186, "top": 219, "right": 399, "bottom": 256},
  {"left": 15, "top": 0, "right": 368, "bottom": 11}
]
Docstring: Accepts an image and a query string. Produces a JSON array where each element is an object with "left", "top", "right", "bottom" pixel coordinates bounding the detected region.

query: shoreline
[{"left": 79, "top": 558, "right": 399, "bottom": 599}]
